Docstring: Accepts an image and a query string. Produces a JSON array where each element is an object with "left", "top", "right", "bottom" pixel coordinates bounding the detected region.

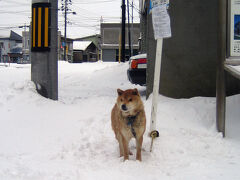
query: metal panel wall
[{"left": 102, "top": 49, "right": 116, "bottom": 62}]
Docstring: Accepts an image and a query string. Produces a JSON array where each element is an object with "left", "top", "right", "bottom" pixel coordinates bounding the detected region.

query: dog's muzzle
[{"left": 121, "top": 104, "right": 128, "bottom": 111}]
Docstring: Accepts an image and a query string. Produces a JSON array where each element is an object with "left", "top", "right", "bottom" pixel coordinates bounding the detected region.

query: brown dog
[{"left": 111, "top": 88, "right": 146, "bottom": 161}]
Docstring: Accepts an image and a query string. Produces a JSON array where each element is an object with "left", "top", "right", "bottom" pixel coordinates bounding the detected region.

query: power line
[
  {"left": 0, "top": 0, "right": 30, "bottom": 6},
  {"left": 66, "top": 4, "right": 138, "bottom": 22},
  {"left": 0, "top": 0, "right": 140, "bottom": 38},
  {"left": 130, "top": 3, "right": 140, "bottom": 14},
  {"left": 0, "top": 24, "right": 29, "bottom": 31},
  {"left": 74, "top": 0, "right": 118, "bottom": 4},
  {"left": 0, "top": 26, "right": 19, "bottom": 30},
  {"left": 0, "top": 10, "right": 30, "bottom": 14},
  {"left": 71, "top": 4, "right": 102, "bottom": 17}
]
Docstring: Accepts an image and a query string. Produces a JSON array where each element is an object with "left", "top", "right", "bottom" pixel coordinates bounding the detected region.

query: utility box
[
  {"left": 227, "top": 0, "right": 240, "bottom": 57},
  {"left": 31, "top": 0, "right": 58, "bottom": 100}
]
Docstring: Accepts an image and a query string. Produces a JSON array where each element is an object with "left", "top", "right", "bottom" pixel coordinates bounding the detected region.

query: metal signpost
[
  {"left": 150, "top": 0, "right": 171, "bottom": 152},
  {"left": 31, "top": 0, "right": 58, "bottom": 100}
]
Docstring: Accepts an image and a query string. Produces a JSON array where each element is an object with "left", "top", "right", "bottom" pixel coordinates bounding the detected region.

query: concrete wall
[{"left": 146, "top": 0, "right": 240, "bottom": 98}]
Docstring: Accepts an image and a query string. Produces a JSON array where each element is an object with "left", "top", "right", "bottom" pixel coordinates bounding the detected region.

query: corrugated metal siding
[{"left": 102, "top": 49, "right": 116, "bottom": 62}]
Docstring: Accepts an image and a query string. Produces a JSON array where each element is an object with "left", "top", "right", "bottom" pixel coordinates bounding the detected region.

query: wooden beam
[{"left": 216, "top": 0, "right": 227, "bottom": 137}]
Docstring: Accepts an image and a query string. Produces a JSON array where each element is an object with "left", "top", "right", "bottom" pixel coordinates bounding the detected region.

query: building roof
[
  {"left": 73, "top": 41, "right": 92, "bottom": 51},
  {"left": 0, "top": 30, "right": 22, "bottom": 42},
  {"left": 61, "top": 36, "right": 74, "bottom": 42},
  {"left": 75, "top": 34, "right": 100, "bottom": 41},
  {"left": 9, "top": 30, "right": 22, "bottom": 42}
]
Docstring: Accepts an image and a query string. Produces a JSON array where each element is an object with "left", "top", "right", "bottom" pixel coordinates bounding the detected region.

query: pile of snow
[{"left": 0, "top": 62, "right": 240, "bottom": 180}]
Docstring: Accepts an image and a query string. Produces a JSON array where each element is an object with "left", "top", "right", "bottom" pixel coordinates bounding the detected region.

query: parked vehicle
[{"left": 127, "top": 53, "right": 147, "bottom": 86}]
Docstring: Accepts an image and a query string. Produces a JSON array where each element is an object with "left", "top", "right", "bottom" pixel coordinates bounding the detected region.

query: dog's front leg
[
  {"left": 136, "top": 135, "right": 143, "bottom": 161},
  {"left": 117, "top": 133, "right": 124, "bottom": 157},
  {"left": 122, "top": 136, "right": 130, "bottom": 161}
]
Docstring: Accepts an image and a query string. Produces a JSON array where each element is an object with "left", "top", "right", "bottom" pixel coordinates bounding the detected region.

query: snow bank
[{"left": 0, "top": 62, "right": 240, "bottom": 180}]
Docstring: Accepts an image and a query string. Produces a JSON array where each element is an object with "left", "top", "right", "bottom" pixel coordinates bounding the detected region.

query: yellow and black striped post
[
  {"left": 32, "top": 2, "right": 50, "bottom": 51},
  {"left": 31, "top": 0, "right": 58, "bottom": 100}
]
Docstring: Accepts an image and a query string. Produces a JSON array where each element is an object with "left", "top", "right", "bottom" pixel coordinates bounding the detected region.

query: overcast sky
[{"left": 0, "top": 0, "right": 140, "bottom": 39}]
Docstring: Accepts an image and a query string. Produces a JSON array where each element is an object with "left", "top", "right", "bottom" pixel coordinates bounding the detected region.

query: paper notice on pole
[
  {"left": 152, "top": 0, "right": 169, "bottom": 8},
  {"left": 152, "top": 5, "right": 171, "bottom": 39}
]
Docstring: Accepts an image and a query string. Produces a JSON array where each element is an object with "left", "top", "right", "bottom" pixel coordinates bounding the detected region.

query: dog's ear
[
  {"left": 132, "top": 88, "right": 139, "bottom": 96},
  {"left": 117, "top": 89, "right": 123, "bottom": 96}
]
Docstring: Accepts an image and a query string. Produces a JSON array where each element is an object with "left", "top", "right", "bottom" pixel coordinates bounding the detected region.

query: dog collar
[
  {"left": 127, "top": 115, "right": 137, "bottom": 126},
  {"left": 126, "top": 112, "right": 140, "bottom": 138}
]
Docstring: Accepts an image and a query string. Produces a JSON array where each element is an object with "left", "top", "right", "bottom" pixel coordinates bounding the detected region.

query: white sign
[
  {"left": 152, "top": 0, "right": 169, "bottom": 8},
  {"left": 152, "top": 4, "right": 171, "bottom": 39}
]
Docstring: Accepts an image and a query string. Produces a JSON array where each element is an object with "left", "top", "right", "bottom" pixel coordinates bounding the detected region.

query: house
[
  {"left": 75, "top": 34, "right": 101, "bottom": 60},
  {"left": 100, "top": 23, "right": 140, "bottom": 62},
  {"left": 75, "top": 34, "right": 101, "bottom": 50},
  {"left": 8, "top": 44, "right": 22, "bottom": 63},
  {"left": 73, "top": 41, "right": 98, "bottom": 63},
  {"left": 0, "top": 30, "right": 22, "bottom": 63}
]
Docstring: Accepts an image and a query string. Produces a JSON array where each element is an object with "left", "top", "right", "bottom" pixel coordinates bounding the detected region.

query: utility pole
[
  {"left": 61, "top": 0, "right": 75, "bottom": 61},
  {"left": 64, "top": 0, "right": 67, "bottom": 61},
  {"left": 121, "top": 0, "right": 126, "bottom": 62},
  {"left": 131, "top": 0, "right": 133, "bottom": 56},
  {"left": 19, "top": 24, "right": 30, "bottom": 62},
  {"left": 31, "top": 0, "right": 58, "bottom": 100},
  {"left": 127, "top": 0, "right": 131, "bottom": 58}
]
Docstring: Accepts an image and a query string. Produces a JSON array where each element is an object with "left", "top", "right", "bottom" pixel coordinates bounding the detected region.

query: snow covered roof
[
  {"left": 0, "top": 30, "right": 22, "bottom": 41},
  {"left": 73, "top": 41, "right": 92, "bottom": 51}
]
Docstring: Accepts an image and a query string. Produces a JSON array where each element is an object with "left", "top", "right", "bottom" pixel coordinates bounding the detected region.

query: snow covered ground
[{"left": 0, "top": 61, "right": 240, "bottom": 180}]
